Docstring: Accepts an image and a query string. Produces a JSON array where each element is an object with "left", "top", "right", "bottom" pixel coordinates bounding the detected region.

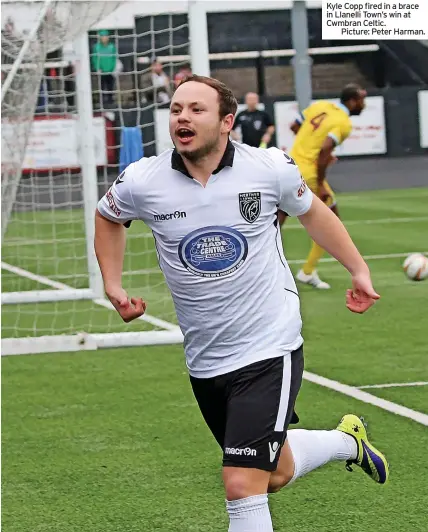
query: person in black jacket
[{"left": 231, "top": 92, "right": 275, "bottom": 148}]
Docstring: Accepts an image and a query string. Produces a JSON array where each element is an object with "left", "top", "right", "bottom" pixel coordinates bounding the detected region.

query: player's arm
[
  {"left": 316, "top": 121, "right": 350, "bottom": 200},
  {"left": 95, "top": 168, "right": 146, "bottom": 322},
  {"left": 298, "top": 197, "right": 380, "bottom": 313},
  {"left": 274, "top": 149, "right": 379, "bottom": 313},
  {"left": 316, "top": 136, "right": 336, "bottom": 186},
  {"left": 290, "top": 121, "right": 300, "bottom": 135},
  {"left": 95, "top": 211, "right": 126, "bottom": 290},
  {"left": 317, "top": 120, "right": 351, "bottom": 185},
  {"left": 289, "top": 110, "right": 305, "bottom": 135}
]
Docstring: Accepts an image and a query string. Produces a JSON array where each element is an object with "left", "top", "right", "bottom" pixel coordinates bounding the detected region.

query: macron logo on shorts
[
  {"left": 268, "top": 441, "right": 280, "bottom": 463},
  {"left": 225, "top": 447, "right": 257, "bottom": 457}
]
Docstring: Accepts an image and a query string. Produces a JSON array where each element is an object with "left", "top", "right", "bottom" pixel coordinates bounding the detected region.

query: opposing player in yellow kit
[{"left": 287, "top": 84, "right": 367, "bottom": 289}]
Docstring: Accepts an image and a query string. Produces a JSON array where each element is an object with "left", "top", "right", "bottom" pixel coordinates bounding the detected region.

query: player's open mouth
[{"left": 176, "top": 128, "right": 196, "bottom": 143}]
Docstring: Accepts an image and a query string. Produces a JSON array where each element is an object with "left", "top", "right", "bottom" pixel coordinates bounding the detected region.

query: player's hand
[
  {"left": 328, "top": 155, "right": 338, "bottom": 167},
  {"left": 317, "top": 183, "right": 332, "bottom": 202},
  {"left": 105, "top": 285, "right": 146, "bottom": 322},
  {"left": 346, "top": 271, "right": 380, "bottom": 314}
]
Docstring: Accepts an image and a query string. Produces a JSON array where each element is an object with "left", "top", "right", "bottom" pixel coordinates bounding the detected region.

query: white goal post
[{"left": 1, "top": 1, "right": 211, "bottom": 356}]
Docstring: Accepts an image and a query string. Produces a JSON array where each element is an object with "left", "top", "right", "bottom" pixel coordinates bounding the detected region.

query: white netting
[
  {"left": 1, "top": 1, "right": 120, "bottom": 241},
  {"left": 1, "top": 6, "right": 191, "bottom": 350}
]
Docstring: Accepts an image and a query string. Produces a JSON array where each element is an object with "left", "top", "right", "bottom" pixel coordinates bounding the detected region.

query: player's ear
[{"left": 221, "top": 113, "right": 235, "bottom": 133}]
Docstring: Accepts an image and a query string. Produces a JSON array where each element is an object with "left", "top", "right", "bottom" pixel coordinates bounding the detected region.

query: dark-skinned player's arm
[
  {"left": 316, "top": 120, "right": 351, "bottom": 200},
  {"left": 289, "top": 120, "right": 301, "bottom": 135},
  {"left": 316, "top": 136, "right": 336, "bottom": 201},
  {"left": 290, "top": 108, "right": 306, "bottom": 135}
]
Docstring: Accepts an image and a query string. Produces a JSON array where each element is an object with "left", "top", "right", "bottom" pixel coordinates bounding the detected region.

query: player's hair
[
  {"left": 177, "top": 75, "right": 238, "bottom": 118},
  {"left": 340, "top": 83, "right": 363, "bottom": 104}
]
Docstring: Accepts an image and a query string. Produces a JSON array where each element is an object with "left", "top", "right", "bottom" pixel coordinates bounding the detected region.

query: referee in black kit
[{"left": 231, "top": 92, "right": 275, "bottom": 148}]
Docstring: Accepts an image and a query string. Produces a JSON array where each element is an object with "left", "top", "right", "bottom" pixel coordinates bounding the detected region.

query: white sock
[
  {"left": 227, "top": 494, "right": 273, "bottom": 532},
  {"left": 287, "top": 429, "right": 357, "bottom": 485}
]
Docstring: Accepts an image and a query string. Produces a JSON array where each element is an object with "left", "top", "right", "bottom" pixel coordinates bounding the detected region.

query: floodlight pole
[{"left": 291, "top": 1, "right": 312, "bottom": 111}]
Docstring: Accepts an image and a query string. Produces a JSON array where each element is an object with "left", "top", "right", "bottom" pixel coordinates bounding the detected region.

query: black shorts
[{"left": 190, "top": 347, "right": 304, "bottom": 472}]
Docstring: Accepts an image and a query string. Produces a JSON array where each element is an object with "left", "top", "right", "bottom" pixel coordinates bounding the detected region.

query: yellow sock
[{"left": 303, "top": 241, "right": 325, "bottom": 275}]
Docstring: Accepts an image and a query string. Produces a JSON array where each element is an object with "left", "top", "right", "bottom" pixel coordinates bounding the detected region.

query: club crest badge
[{"left": 239, "top": 192, "right": 261, "bottom": 223}]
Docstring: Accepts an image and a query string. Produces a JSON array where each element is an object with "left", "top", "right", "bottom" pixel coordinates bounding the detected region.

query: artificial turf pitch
[{"left": 2, "top": 187, "right": 427, "bottom": 531}]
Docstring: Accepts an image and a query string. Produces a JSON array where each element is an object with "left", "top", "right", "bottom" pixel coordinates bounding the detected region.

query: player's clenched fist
[
  {"left": 346, "top": 272, "right": 380, "bottom": 314},
  {"left": 106, "top": 285, "right": 146, "bottom": 322}
]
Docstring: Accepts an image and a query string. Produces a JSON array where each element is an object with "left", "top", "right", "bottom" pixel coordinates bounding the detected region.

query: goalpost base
[{"left": 1, "top": 330, "right": 184, "bottom": 356}]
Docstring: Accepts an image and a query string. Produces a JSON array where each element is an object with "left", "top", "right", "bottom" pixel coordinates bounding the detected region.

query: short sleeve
[
  {"left": 269, "top": 148, "right": 313, "bottom": 217},
  {"left": 295, "top": 107, "right": 307, "bottom": 124},
  {"left": 328, "top": 120, "right": 352, "bottom": 146},
  {"left": 97, "top": 164, "right": 139, "bottom": 225}
]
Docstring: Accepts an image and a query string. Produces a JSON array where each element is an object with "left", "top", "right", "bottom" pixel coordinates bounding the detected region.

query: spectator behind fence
[
  {"left": 140, "top": 59, "right": 171, "bottom": 105},
  {"left": 91, "top": 29, "right": 117, "bottom": 107},
  {"left": 174, "top": 63, "right": 192, "bottom": 88}
]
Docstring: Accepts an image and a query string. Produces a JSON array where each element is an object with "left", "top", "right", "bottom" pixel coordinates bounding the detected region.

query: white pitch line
[
  {"left": 2, "top": 216, "right": 427, "bottom": 247},
  {"left": 304, "top": 371, "right": 428, "bottom": 427},
  {"left": 288, "top": 251, "right": 428, "bottom": 266},
  {"left": 281, "top": 216, "right": 428, "bottom": 231},
  {"left": 358, "top": 382, "right": 428, "bottom": 389},
  {"left": 4, "top": 252, "right": 426, "bottom": 281},
  {"left": 0, "top": 261, "right": 180, "bottom": 332},
  {"left": 118, "top": 251, "right": 428, "bottom": 276}
]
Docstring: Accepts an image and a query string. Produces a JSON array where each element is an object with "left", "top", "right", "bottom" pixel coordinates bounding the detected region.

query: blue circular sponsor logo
[{"left": 178, "top": 226, "right": 248, "bottom": 278}]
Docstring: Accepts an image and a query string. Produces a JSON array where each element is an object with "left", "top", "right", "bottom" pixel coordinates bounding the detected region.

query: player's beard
[
  {"left": 350, "top": 108, "right": 363, "bottom": 116},
  {"left": 178, "top": 135, "right": 220, "bottom": 163}
]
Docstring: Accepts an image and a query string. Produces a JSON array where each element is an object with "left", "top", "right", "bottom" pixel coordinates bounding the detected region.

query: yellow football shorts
[{"left": 298, "top": 163, "right": 336, "bottom": 208}]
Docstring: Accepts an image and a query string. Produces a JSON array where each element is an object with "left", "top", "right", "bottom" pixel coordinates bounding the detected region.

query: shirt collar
[
  {"left": 337, "top": 102, "right": 350, "bottom": 116},
  {"left": 171, "top": 139, "right": 235, "bottom": 179}
]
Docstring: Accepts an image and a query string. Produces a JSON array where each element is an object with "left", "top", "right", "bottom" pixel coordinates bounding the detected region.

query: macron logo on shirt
[{"left": 154, "top": 210, "right": 187, "bottom": 222}]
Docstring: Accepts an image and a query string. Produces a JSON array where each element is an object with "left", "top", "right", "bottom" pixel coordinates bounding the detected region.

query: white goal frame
[{"left": 1, "top": 2, "right": 210, "bottom": 356}]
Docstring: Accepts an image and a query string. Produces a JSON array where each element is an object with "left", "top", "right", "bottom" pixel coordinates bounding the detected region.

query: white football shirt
[{"left": 97, "top": 141, "right": 313, "bottom": 378}]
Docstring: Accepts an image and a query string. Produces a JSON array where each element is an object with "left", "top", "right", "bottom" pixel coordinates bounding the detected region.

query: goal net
[
  {"left": 1, "top": 2, "right": 205, "bottom": 355},
  {"left": 1, "top": 1, "right": 121, "bottom": 240}
]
